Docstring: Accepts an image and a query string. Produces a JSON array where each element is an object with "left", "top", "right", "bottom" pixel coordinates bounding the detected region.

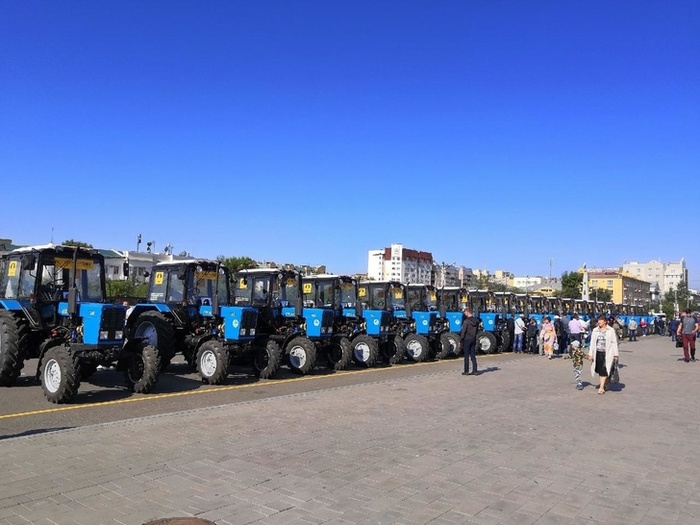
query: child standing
[{"left": 569, "top": 340, "right": 589, "bottom": 390}]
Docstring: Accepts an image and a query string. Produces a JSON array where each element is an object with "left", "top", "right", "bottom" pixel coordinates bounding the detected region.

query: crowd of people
[{"left": 462, "top": 308, "right": 699, "bottom": 394}]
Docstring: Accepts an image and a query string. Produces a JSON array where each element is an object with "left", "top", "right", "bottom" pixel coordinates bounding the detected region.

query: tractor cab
[
  {"left": 142, "top": 259, "right": 229, "bottom": 319},
  {"left": 438, "top": 286, "right": 468, "bottom": 333},
  {"left": 1, "top": 244, "right": 106, "bottom": 329},
  {"left": 1, "top": 244, "right": 158, "bottom": 403},
  {"left": 234, "top": 269, "right": 317, "bottom": 375}
]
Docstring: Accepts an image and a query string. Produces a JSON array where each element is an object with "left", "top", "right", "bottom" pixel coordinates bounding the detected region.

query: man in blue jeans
[{"left": 460, "top": 308, "right": 481, "bottom": 375}]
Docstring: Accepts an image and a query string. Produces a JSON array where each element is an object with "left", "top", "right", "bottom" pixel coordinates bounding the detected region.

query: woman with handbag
[{"left": 588, "top": 315, "right": 620, "bottom": 394}]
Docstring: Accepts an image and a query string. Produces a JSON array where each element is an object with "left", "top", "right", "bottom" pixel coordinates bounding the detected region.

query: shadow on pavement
[{"left": 0, "top": 427, "right": 73, "bottom": 441}]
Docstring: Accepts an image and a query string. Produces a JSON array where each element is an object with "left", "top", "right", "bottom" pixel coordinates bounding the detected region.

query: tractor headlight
[
  {"left": 115, "top": 331, "right": 123, "bottom": 340},
  {"left": 99, "top": 331, "right": 108, "bottom": 340},
  {"left": 250, "top": 328, "right": 255, "bottom": 335}
]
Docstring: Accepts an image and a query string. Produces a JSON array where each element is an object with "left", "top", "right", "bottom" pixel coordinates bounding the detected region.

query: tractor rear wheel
[
  {"left": 380, "top": 336, "right": 405, "bottom": 365},
  {"left": 40, "top": 346, "right": 80, "bottom": 404},
  {"left": 123, "top": 342, "right": 160, "bottom": 393},
  {"left": 287, "top": 337, "right": 316, "bottom": 375},
  {"left": 132, "top": 311, "right": 176, "bottom": 370},
  {"left": 197, "top": 340, "right": 229, "bottom": 385},
  {"left": 351, "top": 335, "right": 378, "bottom": 367},
  {"left": 404, "top": 333, "right": 429, "bottom": 362},
  {"left": 328, "top": 336, "right": 352, "bottom": 370},
  {"left": 0, "top": 311, "right": 29, "bottom": 387},
  {"left": 498, "top": 330, "right": 512, "bottom": 353},
  {"left": 477, "top": 331, "right": 498, "bottom": 354},
  {"left": 438, "top": 332, "right": 460, "bottom": 359},
  {"left": 254, "top": 339, "right": 282, "bottom": 379}
]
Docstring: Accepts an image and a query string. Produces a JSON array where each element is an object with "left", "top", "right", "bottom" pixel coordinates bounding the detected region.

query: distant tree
[
  {"left": 560, "top": 271, "right": 583, "bottom": 299},
  {"left": 590, "top": 288, "right": 613, "bottom": 303},
  {"left": 216, "top": 256, "right": 257, "bottom": 275},
  {"left": 106, "top": 279, "right": 147, "bottom": 301},
  {"left": 63, "top": 239, "right": 94, "bottom": 248}
]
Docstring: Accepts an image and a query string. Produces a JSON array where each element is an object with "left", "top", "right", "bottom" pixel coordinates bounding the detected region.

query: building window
[{"left": 606, "top": 280, "right": 613, "bottom": 287}]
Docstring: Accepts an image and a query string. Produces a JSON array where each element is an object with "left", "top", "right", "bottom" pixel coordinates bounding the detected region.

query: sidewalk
[{"left": 1, "top": 335, "right": 699, "bottom": 525}]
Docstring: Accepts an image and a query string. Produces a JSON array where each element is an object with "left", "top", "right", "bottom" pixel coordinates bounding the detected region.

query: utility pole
[{"left": 549, "top": 258, "right": 553, "bottom": 287}]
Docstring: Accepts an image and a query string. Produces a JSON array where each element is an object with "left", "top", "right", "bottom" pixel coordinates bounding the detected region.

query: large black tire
[
  {"left": 438, "top": 332, "right": 461, "bottom": 359},
  {"left": 477, "top": 331, "right": 498, "bottom": 354},
  {"left": 498, "top": 329, "right": 512, "bottom": 353},
  {"left": 327, "top": 336, "right": 352, "bottom": 371},
  {"left": 0, "top": 311, "right": 28, "bottom": 387},
  {"left": 380, "top": 336, "right": 405, "bottom": 365},
  {"left": 404, "top": 333, "right": 430, "bottom": 362},
  {"left": 351, "top": 334, "right": 379, "bottom": 367},
  {"left": 40, "top": 345, "right": 80, "bottom": 404},
  {"left": 254, "top": 339, "right": 283, "bottom": 379},
  {"left": 123, "top": 342, "right": 160, "bottom": 393},
  {"left": 286, "top": 337, "right": 317, "bottom": 375},
  {"left": 131, "top": 311, "right": 176, "bottom": 370},
  {"left": 196, "top": 340, "right": 229, "bottom": 385}
]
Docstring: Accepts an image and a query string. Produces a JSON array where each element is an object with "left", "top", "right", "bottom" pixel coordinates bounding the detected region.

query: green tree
[
  {"left": 63, "top": 239, "right": 94, "bottom": 248},
  {"left": 560, "top": 271, "right": 583, "bottom": 299},
  {"left": 216, "top": 255, "right": 257, "bottom": 275},
  {"left": 590, "top": 288, "right": 613, "bottom": 303},
  {"left": 106, "top": 279, "right": 148, "bottom": 301}
]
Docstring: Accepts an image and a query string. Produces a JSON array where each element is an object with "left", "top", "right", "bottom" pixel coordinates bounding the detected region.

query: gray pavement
[{"left": 1, "top": 335, "right": 699, "bottom": 525}]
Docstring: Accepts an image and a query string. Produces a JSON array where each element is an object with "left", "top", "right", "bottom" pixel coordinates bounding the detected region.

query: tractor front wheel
[
  {"left": 477, "top": 331, "right": 498, "bottom": 354},
  {"left": 40, "top": 346, "right": 80, "bottom": 404},
  {"left": 328, "top": 336, "right": 352, "bottom": 370},
  {"left": 404, "top": 333, "right": 429, "bottom": 362},
  {"left": 287, "top": 337, "right": 317, "bottom": 375},
  {"left": 123, "top": 342, "right": 160, "bottom": 393},
  {"left": 351, "top": 335, "right": 379, "bottom": 367},
  {"left": 254, "top": 339, "right": 282, "bottom": 379},
  {"left": 197, "top": 340, "right": 229, "bottom": 385}
]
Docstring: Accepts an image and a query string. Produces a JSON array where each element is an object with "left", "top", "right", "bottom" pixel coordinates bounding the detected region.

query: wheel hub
[
  {"left": 43, "top": 359, "right": 61, "bottom": 393},
  {"left": 354, "top": 342, "right": 370, "bottom": 362},
  {"left": 289, "top": 346, "right": 307, "bottom": 368},
  {"left": 200, "top": 350, "right": 217, "bottom": 376}
]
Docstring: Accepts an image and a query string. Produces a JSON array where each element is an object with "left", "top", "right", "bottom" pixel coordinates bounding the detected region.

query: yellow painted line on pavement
[{"left": 0, "top": 354, "right": 501, "bottom": 420}]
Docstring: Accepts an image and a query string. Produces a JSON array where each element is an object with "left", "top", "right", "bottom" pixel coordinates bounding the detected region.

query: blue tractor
[
  {"left": 301, "top": 274, "right": 360, "bottom": 370},
  {"left": 467, "top": 290, "right": 510, "bottom": 354},
  {"left": 126, "top": 259, "right": 273, "bottom": 384},
  {"left": 0, "top": 244, "right": 160, "bottom": 403},
  {"left": 405, "top": 284, "right": 461, "bottom": 360},
  {"left": 354, "top": 280, "right": 413, "bottom": 366},
  {"left": 233, "top": 269, "right": 319, "bottom": 375}
]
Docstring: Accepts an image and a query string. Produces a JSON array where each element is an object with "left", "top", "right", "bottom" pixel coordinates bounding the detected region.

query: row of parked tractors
[{"left": 0, "top": 244, "right": 650, "bottom": 404}]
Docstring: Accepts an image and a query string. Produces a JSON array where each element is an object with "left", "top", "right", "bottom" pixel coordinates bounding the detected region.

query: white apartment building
[
  {"left": 510, "top": 276, "right": 543, "bottom": 289},
  {"left": 367, "top": 243, "right": 433, "bottom": 284},
  {"left": 622, "top": 259, "right": 688, "bottom": 299}
]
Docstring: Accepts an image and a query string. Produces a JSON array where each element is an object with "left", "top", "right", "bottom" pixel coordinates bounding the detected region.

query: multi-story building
[
  {"left": 622, "top": 259, "right": 688, "bottom": 299},
  {"left": 367, "top": 243, "right": 433, "bottom": 284},
  {"left": 585, "top": 268, "right": 651, "bottom": 307}
]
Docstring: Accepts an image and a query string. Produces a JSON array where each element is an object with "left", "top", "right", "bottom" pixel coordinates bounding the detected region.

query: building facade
[
  {"left": 367, "top": 243, "right": 434, "bottom": 284},
  {"left": 622, "top": 259, "right": 688, "bottom": 299},
  {"left": 587, "top": 269, "right": 651, "bottom": 307}
]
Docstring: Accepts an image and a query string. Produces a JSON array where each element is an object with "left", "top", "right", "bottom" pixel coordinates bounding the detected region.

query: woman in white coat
[{"left": 588, "top": 315, "right": 619, "bottom": 394}]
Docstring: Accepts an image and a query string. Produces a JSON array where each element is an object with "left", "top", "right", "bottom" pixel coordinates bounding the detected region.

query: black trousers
[{"left": 462, "top": 337, "right": 477, "bottom": 373}]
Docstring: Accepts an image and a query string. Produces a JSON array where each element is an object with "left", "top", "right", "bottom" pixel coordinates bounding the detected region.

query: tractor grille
[
  {"left": 322, "top": 310, "right": 334, "bottom": 330},
  {"left": 381, "top": 311, "right": 392, "bottom": 332},
  {"left": 241, "top": 309, "right": 257, "bottom": 330},
  {"left": 101, "top": 307, "right": 127, "bottom": 340}
]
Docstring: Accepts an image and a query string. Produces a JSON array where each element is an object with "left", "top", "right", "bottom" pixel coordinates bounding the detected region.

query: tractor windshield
[
  {"left": 191, "top": 267, "right": 228, "bottom": 305},
  {"left": 387, "top": 284, "right": 406, "bottom": 310},
  {"left": 339, "top": 281, "right": 356, "bottom": 308},
  {"left": 280, "top": 277, "right": 300, "bottom": 307},
  {"left": 425, "top": 289, "right": 438, "bottom": 310},
  {"left": 50, "top": 255, "right": 104, "bottom": 303}
]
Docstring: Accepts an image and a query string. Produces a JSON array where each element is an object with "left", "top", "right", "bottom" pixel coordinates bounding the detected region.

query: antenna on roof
[{"left": 50, "top": 227, "right": 54, "bottom": 244}]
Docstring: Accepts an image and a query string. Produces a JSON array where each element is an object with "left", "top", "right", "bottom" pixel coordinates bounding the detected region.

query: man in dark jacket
[{"left": 460, "top": 308, "right": 481, "bottom": 375}]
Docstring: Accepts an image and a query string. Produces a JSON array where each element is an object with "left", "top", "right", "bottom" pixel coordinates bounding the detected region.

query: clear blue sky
[{"left": 1, "top": 1, "right": 698, "bottom": 286}]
